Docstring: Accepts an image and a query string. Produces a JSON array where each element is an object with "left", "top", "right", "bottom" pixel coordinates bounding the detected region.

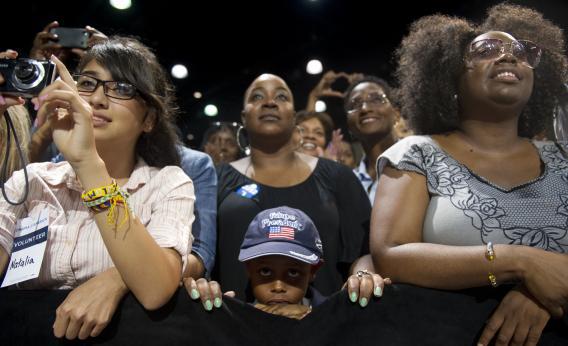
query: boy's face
[{"left": 246, "top": 255, "right": 315, "bottom": 305}]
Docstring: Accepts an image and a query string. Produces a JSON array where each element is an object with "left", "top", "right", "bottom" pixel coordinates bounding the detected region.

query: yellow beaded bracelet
[
  {"left": 485, "top": 242, "right": 498, "bottom": 287},
  {"left": 81, "top": 180, "right": 131, "bottom": 228},
  {"left": 81, "top": 180, "right": 119, "bottom": 202}
]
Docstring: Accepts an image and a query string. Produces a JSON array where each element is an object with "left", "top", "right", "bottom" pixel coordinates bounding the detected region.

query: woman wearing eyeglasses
[
  {"left": 343, "top": 76, "right": 406, "bottom": 205},
  {"left": 208, "top": 74, "right": 378, "bottom": 306},
  {"left": 0, "top": 37, "right": 194, "bottom": 340},
  {"left": 370, "top": 3, "right": 568, "bottom": 345}
]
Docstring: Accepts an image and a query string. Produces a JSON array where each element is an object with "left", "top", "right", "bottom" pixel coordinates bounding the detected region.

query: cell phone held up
[
  {"left": 0, "top": 59, "right": 57, "bottom": 98},
  {"left": 50, "top": 27, "right": 89, "bottom": 49}
]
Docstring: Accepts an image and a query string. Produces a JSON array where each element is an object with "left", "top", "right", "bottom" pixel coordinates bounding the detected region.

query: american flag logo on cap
[{"left": 268, "top": 226, "right": 295, "bottom": 240}]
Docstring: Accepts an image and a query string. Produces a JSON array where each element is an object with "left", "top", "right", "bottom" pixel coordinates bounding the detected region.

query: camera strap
[{"left": 1, "top": 110, "right": 29, "bottom": 205}]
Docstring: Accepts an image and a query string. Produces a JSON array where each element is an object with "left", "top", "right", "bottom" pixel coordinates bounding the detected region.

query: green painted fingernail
[
  {"left": 205, "top": 300, "right": 213, "bottom": 311},
  {"left": 359, "top": 297, "right": 368, "bottom": 307},
  {"left": 350, "top": 292, "right": 358, "bottom": 303},
  {"left": 190, "top": 289, "right": 199, "bottom": 300},
  {"left": 374, "top": 286, "right": 383, "bottom": 297},
  {"left": 214, "top": 297, "right": 222, "bottom": 308}
]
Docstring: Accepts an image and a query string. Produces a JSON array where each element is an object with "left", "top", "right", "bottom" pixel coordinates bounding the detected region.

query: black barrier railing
[{"left": 1, "top": 284, "right": 567, "bottom": 345}]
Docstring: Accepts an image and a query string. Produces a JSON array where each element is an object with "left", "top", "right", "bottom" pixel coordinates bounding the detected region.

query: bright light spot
[
  {"left": 171, "top": 64, "right": 188, "bottom": 79},
  {"left": 315, "top": 100, "right": 327, "bottom": 112},
  {"left": 204, "top": 104, "right": 218, "bottom": 117},
  {"left": 110, "top": 0, "right": 132, "bottom": 10},
  {"left": 306, "top": 59, "right": 323, "bottom": 75},
  {"left": 193, "top": 91, "right": 202, "bottom": 99}
]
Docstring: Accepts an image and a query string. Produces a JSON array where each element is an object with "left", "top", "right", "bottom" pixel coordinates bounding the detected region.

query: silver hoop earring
[{"left": 236, "top": 125, "right": 251, "bottom": 156}]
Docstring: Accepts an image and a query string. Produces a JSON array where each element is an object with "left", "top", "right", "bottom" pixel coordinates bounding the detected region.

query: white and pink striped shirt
[{"left": 0, "top": 159, "right": 195, "bottom": 289}]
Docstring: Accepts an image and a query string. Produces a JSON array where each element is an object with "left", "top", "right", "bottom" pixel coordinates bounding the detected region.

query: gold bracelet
[{"left": 485, "top": 242, "right": 498, "bottom": 287}]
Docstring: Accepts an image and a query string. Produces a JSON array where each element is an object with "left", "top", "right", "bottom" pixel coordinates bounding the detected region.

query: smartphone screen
[{"left": 50, "top": 28, "right": 89, "bottom": 49}]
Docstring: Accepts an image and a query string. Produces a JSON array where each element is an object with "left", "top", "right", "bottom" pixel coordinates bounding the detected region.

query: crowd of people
[{"left": 0, "top": 2, "right": 567, "bottom": 345}]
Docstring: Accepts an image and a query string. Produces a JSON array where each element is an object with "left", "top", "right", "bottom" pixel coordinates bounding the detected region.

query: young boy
[
  {"left": 238, "top": 206, "right": 325, "bottom": 319},
  {"left": 184, "top": 205, "right": 387, "bottom": 314}
]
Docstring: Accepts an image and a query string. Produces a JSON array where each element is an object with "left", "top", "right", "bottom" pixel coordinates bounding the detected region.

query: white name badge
[{"left": 1, "top": 209, "right": 49, "bottom": 287}]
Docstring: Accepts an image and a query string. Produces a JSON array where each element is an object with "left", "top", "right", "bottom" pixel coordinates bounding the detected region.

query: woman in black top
[{"left": 213, "top": 74, "right": 372, "bottom": 301}]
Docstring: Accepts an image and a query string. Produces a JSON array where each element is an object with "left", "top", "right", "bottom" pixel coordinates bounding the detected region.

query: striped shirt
[{"left": 0, "top": 159, "right": 195, "bottom": 289}]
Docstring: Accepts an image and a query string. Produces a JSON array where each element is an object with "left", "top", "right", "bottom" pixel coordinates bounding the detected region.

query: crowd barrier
[{"left": 1, "top": 284, "right": 567, "bottom": 345}]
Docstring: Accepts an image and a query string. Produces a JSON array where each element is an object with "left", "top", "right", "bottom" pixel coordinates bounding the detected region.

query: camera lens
[
  {"left": 11, "top": 59, "right": 46, "bottom": 91},
  {"left": 14, "top": 62, "right": 38, "bottom": 83}
]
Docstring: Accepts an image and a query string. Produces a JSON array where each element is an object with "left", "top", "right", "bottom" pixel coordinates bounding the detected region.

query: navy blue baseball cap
[{"left": 238, "top": 206, "right": 324, "bottom": 265}]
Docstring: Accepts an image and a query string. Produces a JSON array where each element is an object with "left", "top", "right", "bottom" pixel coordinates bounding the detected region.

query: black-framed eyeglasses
[
  {"left": 465, "top": 38, "right": 542, "bottom": 69},
  {"left": 73, "top": 74, "right": 138, "bottom": 100},
  {"left": 347, "top": 93, "right": 390, "bottom": 114}
]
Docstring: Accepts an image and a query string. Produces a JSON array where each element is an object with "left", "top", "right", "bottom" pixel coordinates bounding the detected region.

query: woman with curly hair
[{"left": 371, "top": 3, "right": 568, "bottom": 345}]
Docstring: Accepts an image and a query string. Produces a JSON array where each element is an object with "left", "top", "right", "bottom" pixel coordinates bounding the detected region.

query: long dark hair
[{"left": 78, "top": 36, "right": 180, "bottom": 167}]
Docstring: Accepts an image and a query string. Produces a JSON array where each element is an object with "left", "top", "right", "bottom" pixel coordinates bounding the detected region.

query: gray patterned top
[{"left": 377, "top": 135, "right": 568, "bottom": 253}]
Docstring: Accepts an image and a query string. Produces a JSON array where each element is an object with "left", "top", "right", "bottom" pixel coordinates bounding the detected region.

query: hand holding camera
[
  {"left": 30, "top": 21, "right": 108, "bottom": 61},
  {"left": 0, "top": 55, "right": 57, "bottom": 99},
  {"left": 0, "top": 50, "right": 27, "bottom": 113}
]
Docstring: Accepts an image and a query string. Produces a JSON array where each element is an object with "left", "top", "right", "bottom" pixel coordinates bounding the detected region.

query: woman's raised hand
[
  {"left": 36, "top": 55, "right": 98, "bottom": 167},
  {"left": 0, "top": 50, "right": 26, "bottom": 113}
]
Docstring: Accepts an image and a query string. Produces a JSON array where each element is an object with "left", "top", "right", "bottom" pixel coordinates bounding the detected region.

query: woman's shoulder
[
  {"left": 532, "top": 139, "right": 568, "bottom": 151},
  {"left": 380, "top": 135, "right": 436, "bottom": 162},
  {"left": 227, "top": 157, "right": 249, "bottom": 176},
  {"left": 217, "top": 161, "right": 248, "bottom": 190},
  {"left": 532, "top": 139, "right": 568, "bottom": 165}
]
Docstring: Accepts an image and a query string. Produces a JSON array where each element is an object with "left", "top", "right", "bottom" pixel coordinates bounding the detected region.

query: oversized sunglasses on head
[
  {"left": 466, "top": 38, "right": 542, "bottom": 69},
  {"left": 73, "top": 74, "right": 138, "bottom": 100}
]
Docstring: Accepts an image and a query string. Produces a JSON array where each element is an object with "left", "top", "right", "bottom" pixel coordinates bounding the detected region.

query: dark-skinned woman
[
  {"left": 371, "top": 3, "right": 568, "bottom": 346},
  {"left": 211, "top": 74, "right": 381, "bottom": 305}
]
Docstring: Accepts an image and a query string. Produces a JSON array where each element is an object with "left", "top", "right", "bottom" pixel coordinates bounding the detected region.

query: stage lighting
[
  {"left": 110, "top": 0, "right": 132, "bottom": 10},
  {"left": 171, "top": 64, "right": 188, "bottom": 79},
  {"left": 306, "top": 59, "right": 323, "bottom": 75},
  {"left": 204, "top": 104, "right": 218, "bottom": 117},
  {"left": 315, "top": 100, "right": 327, "bottom": 112}
]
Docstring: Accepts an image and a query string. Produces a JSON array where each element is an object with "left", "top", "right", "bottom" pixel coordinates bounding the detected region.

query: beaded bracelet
[
  {"left": 485, "top": 242, "right": 498, "bottom": 287},
  {"left": 81, "top": 180, "right": 131, "bottom": 227},
  {"left": 81, "top": 180, "right": 120, "bottom": 202}
]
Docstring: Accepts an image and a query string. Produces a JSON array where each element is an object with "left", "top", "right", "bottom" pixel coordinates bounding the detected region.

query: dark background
[{"left": 2, "top": 0, "right": 567, "bottom": 148}]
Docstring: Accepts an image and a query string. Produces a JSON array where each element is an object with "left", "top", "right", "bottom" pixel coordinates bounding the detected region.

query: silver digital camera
[{"left": 0, "top": 58, "right": 57, "bottom": 98}]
